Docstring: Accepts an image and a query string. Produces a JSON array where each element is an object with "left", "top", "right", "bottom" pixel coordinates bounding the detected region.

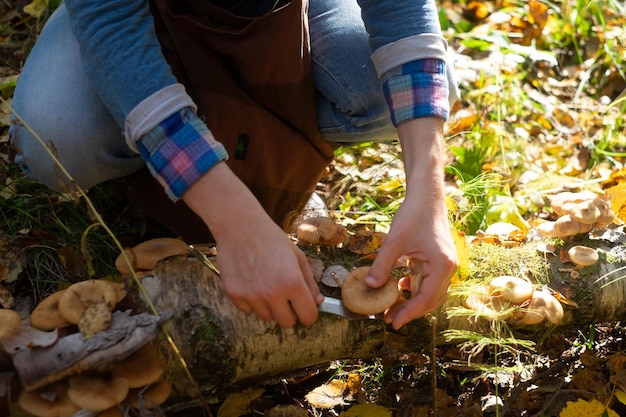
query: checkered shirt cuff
[
  {"left": 382, "top": 59, "right": 450, "bottom": 126},
  {"left": 137, "top": 107, "right": 228, "bottom": 201}
]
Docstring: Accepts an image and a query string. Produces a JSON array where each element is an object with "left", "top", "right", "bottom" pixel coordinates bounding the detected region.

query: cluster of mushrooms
[
  {"left": 0, "top": 277, "right": 171, "bottom": 417},
  {"left": 0, "top": 237, "right": 192, "bottom": 417},
  {"left": 465, "top": 275, "right": 564, "bottom": 326},
  {"left": 536, "top": 191, "right": 615, "bottom": 239}
]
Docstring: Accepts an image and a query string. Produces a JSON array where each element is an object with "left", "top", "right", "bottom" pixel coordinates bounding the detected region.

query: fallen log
[{"left": 141, "top": 254, "right": 388, "bottom": 405}]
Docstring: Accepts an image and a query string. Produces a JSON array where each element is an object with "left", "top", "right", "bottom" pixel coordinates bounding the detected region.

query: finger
[
  {"left": 297, "top": 250, "right": 324, "bottom": 305},
  {"left": 289, "top": 286, "right": 319, "bottom": 326},
  {"left": 365, "top": 243, "right": 401, "bottom": 288},
  {"left": 270, "top": 300, "right": 298, "bottom": 328},
  {"left": 385, "top": 292, "right": 448, "bottom": 329}
]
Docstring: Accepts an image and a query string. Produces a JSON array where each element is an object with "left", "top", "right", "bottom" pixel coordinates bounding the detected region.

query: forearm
[{"left": 397, "top": 117, "right": 447, "bottom": 210}]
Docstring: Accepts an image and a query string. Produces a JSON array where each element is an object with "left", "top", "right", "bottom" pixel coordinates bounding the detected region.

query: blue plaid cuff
[
  {"left": 137, "top": 107, "right": 228, "bottom": 200},
  {"left": 383, "top": 59, "right": 450, "bottom": 126}
]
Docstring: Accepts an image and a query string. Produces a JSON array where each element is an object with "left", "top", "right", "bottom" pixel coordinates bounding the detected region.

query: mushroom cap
[
  {"left": 58, "top": 280, "right": 117, "bottom": 325},
  {"left": 114, "top": 248, "right": 136, "bottom": 276},
  {"left": 568, "top": 200, "right": 601, "bottom": 225},
  {"left": 592, "top": 198, "right": 616, "bottom": 228},
  {"left": 550, "top": 191, "right": 598, "bottom": 216},
  {"left": 0, "top": 308, "right": 22, "bottom": 340},
  {"left": 296, "top": 217, "right": 338, "bottom": 245},
  {"left": 30, "top": 290, "right": 72, "bottom": 331},
  {"left": 97, "top": 407, "right": 124, "bottom": 417},
  {"left": 132, "top": 238, "right": 190, "bottom": 272},
  {"left": 320, "top": 265, "right": 350, "bottom": 288},
  {"left": 67, "top": 371, "right": 130, "bottom": 412},
  {"left": 568, "top": 245, "right": 599, "bottom": 266},
  {"left": 18, "top": 381, "right": 80, "bottom": 417},
  {"left": 488, "top": 276, "right": 534, "bottom": 305},
  {"left": 341, "top": 267, "right": 399, "bottom": 315},
  {"left": 534, "top": 221, "right": 557, "bottom": 238},
  {"left": 554, "top": 215, "right": 584, "bottom": 238},
  {"left": 126, "top": 379, "right": 172, "bottom": 409},
  {"left": 318, "top": 223, "right": 348, "bottom": 246},
  {"left": 525, "top": 290, "right": 564, "bottom": 325},
  {"left": 112, "top": 343, "right": 164, "bottom": 388}
]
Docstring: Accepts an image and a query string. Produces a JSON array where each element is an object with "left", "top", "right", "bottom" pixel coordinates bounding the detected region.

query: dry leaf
[
  {"left": 305, "top": 379, "right": 348, "bottom": 409},
  {"left": 345, "top": 230, "right": 386, "bottom": 255}
]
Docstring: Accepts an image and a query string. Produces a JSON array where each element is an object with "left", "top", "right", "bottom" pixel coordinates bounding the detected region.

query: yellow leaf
[
  {"left": 23, "top": 0, "right": 48, "bottom": 18},
  {"left": 451, "top": 228, "right": 470, "bottom": 283},
  {"left": 379, "top": 177, "right": 404, "bottom": 193},
  {"left": 217, "top": 389, "right": 264, "bottom": 417},
  {"left": 615, "top": 389, "right": 626, "bottom": 405},
  {"left": 338, "top": 403, "right": 392, "bottom": 417},
  {"left": 559, "top": 398, "right": 618, "bottom": 417},
  {"left": 605, "top": 182, "right": 626, "bottom": 219}
]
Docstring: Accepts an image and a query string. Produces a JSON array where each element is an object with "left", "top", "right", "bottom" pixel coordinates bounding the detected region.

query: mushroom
[
  {"left": 568, "top": 245, "right": 599, "bottom": 267},
  {"left": 115, "top": 237, "right": 189, "bottom": 275},
  {"left": 534, "top": 221, "right": 557, "bottom": 238},
  {"left": 97, "top": 407, "right": 124, "bottom": 417},
  {"left": 58, "top": 280, "right": 118, "bottom": 325},
  {"left": 341, "top": 267, "right": 399, "bottom": 315},
  {"left": 592, "top": 198, "right": 616, "bottom": 228},
  {"left": 30, "top": 290, "right": 72, "bottom": 331},
  {"left": 320, "top": 265, "right": 350, "bottom": 288},
  {"left": 488, "top": 276, "right": 534, "bottom": 305},
  {"left": 319, "top": 223, "right": 348, "bottom": 246},
  {"left": 18, "top": 381, "right": 80, "bottom": 417},
  {"left": 523, "top": 289, "right": 564, "bottom": 325},
  {"left": 67, "top": 371, "right": 130, "bottom": 412},
  {"left": 517, "top": 289, "right": 564, "bottom": 325},
  {"left": 296, "top": 217, "right": 339, "bottom": 245},
  {"left": 0, "top": 308, "right": 22, "bottom": 341},
  {"left": 126, "top": 379, "right": 172, "bottom": 409},
  {"left": 554, "top": 214, "right": 592, "bottom": 238},
  {"left": 549, "top": 191, "right": 598, "bottom": 216},
  {"left": 111, "top": 343, "right": 163, "bottom": 388},
  {"left": 568, "top": 200, "right": 601, "bottom": 225}
]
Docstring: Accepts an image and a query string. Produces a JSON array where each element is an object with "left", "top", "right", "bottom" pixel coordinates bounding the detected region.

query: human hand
[
  {"left": 364, "top": 197, "right": 458, "bottom": 329},
  {"left": 363, "top": 117, "right": 458, "bottom": 329},
  {"left": 183, "top": 162, "right": 323, "bottom": 328}
]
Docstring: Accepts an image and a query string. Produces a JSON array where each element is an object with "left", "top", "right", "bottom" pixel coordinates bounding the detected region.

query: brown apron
[{"left": 135, "top": 0, "right": 334, "bottom": 243}]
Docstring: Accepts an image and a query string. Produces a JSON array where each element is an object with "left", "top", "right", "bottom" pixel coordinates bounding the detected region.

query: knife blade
[{"left": 318, "top": 297, "right": 376, "bottom": 320}]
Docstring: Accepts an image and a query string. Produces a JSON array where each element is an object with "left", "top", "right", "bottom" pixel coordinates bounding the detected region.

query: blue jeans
[{"left": 9, "top": 1, "right": 398, "bottom": 191}]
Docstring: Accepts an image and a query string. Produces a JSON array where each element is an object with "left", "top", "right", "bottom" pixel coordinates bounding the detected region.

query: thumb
[{"left": 365, "top": 244, "right": 398, "bottom": 288}]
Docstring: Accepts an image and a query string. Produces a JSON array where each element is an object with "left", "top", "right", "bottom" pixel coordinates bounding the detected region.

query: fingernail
[
  {"left": 365, "top": 275, "right": 377, "bottom": 286},
  {"left": 316, "top": 293, "right": 325, "bottom": 304}
]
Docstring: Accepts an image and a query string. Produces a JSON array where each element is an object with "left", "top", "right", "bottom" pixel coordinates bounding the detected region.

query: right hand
[{"left": 182, "top": 162, "right": 323, "bottom": 328}]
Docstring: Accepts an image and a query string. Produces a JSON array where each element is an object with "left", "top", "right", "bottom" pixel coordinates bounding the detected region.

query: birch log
[{"left": 142, "top": 254, "right": 387, "bottom": 403}]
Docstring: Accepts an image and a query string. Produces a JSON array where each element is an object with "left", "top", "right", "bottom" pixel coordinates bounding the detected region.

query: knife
[{"left": 317, "top": 297, "right": 377, "bottom": 320}]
